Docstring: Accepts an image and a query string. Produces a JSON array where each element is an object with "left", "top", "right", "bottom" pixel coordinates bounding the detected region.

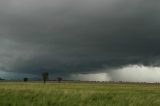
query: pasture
[{"left": 0, "top": 81, "right": 160, "bottom": 106}]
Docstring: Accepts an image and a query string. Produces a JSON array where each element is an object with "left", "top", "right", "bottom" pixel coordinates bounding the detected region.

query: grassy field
[{"left": 0, "top": 82, "right": 160, "bottom": 106}]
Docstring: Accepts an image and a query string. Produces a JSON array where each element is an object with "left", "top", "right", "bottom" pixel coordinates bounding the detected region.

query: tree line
[{"left": 23, "top": 72, "right": 63, "bottom": 84}]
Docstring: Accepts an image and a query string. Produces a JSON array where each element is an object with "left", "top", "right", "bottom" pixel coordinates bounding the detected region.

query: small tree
[
  {"left": 24, "top": 77, "right": 28, "bottom": 82},
  {"left": 57, "top": 77, "right": 63, "bottom": 83},
  {"left": 42, "top": 72, "right": 49, "bottom": 84}
]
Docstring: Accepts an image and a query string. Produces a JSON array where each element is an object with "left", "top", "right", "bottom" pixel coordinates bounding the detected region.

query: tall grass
[{"left": 0, "top": 82, "right": 160, "bottom": 106}]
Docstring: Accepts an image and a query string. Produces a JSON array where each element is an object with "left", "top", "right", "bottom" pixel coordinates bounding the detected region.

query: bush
[{"left": 24, "top": 78, "right": 28, "bottom": 82}]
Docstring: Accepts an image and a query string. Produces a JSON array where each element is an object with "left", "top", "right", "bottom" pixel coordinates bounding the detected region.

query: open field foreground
[{"left": 0, "top": 82, "right": 160, "bottom": 106}]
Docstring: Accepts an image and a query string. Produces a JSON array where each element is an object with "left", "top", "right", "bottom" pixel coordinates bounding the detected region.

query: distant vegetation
[
  {"left": 42, "top": 72, "right": 49, "bottom": 84},
  {"left": 57, "top": 77, "right": 63, "bottom": 83},
  {"left": 23, "top": 77, "right": 28, "bottom": 82}
]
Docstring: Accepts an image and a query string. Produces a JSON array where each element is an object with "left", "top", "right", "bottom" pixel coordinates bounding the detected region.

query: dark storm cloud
[{"left": 0, "top": 0, "right": 160, "bottom": 79}]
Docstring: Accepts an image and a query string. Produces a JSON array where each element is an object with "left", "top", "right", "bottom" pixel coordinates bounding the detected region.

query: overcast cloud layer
[{"left": 0, "top": 0, "right": 160, "bottom": 81}]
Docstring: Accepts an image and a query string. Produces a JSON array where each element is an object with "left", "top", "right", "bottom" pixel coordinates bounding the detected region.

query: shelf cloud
[{"left": 0, "top": 0, "right": 160, "bottom": 81}]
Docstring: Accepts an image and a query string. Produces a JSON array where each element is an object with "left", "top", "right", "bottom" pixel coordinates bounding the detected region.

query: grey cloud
[{"left": 0, "top": 0, "right": 160, "bottom": 79}]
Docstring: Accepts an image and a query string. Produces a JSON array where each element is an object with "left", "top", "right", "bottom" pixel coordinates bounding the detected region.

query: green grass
[{"left": 0, "top": 82, "right": 160, "bottom": 106}]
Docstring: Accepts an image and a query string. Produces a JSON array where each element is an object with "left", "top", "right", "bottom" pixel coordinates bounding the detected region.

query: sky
[{"left": 0, "top": 0, "right": 160, "bottom": 82}]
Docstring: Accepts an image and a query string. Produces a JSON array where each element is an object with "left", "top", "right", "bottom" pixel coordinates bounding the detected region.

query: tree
[
  {"left": 42, "top": 72, "right": 49, "bottom": 84},
  {"left": 57, "top": 77, "right": 63, "bottom": 83},
  {"left": 24, "top": 77, "right": 28, "bottom": 82}
]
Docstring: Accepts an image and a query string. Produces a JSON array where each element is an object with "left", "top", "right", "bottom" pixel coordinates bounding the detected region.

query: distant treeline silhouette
[{"left": 23, "top": 72, "right": 63, "bottom": 84}]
